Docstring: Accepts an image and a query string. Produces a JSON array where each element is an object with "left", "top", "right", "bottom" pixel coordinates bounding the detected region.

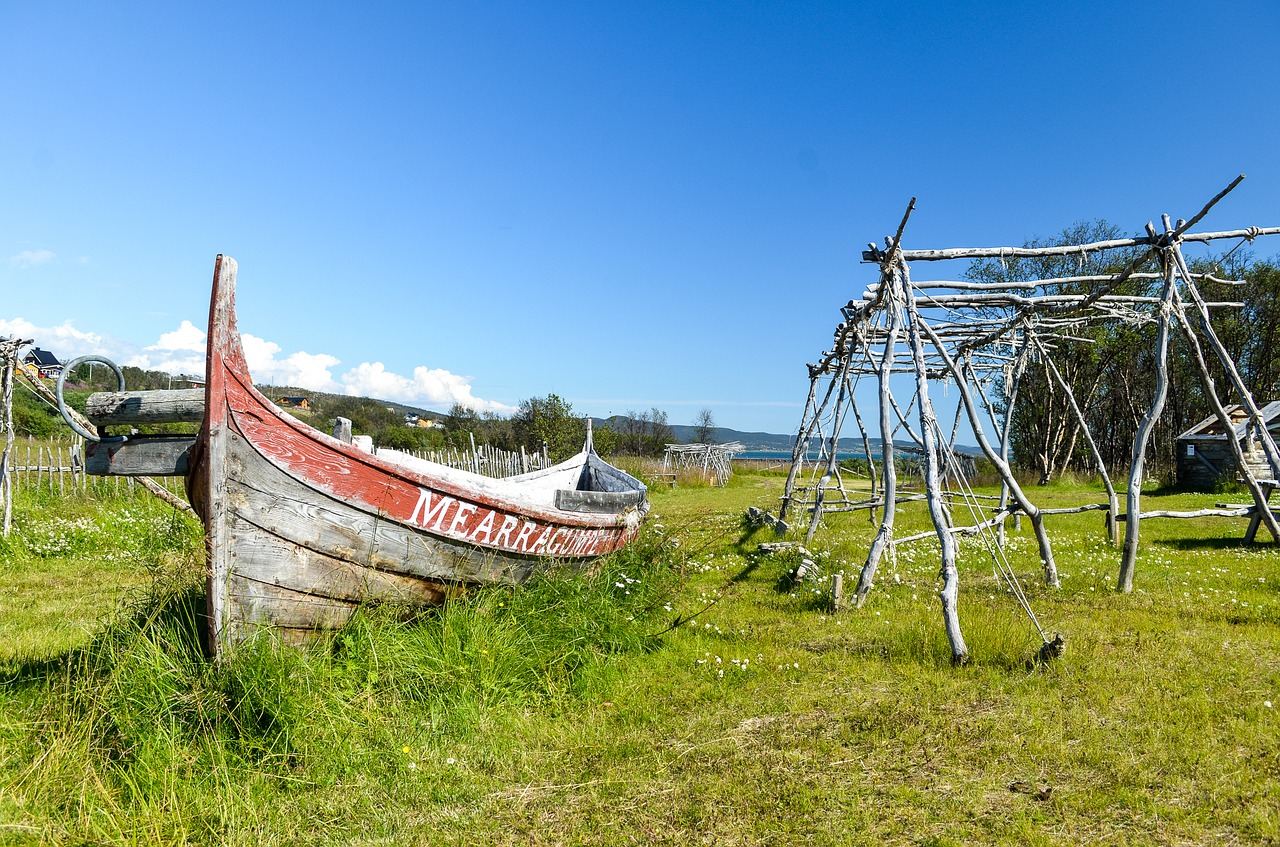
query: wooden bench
[
  {"left": 1217, "top": 479, "right": 1278, "bottom": 543},
  {"left": 651, "top": 471, "right": 677, "bottom": 488}
]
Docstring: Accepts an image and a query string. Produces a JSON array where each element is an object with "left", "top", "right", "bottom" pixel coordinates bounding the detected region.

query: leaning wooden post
[
  {"left": 926, "top": 331, "right": 1059, "bottom": 588},
  {"left": 1168, "top": 288, "right": 1280, "bottom": 542},
  {"left": 900, "top": 256, "right": 969, "bottom": 663},
  {"left": 805, "top": 355, "right": 855, "bottom": 545},
  {"left": 1035, "top": 337, "right": 1120, "bottom": 545},
  {"left": 1119, "top": 237, "right": 1176, "bottom": 593},
  {"left": 1170, "top": 242, "right": 1280, "bottom": 482},
  {"left": 855, "top": 266, "right": 904, "bottom": 607},
  {"left": 781, "top": 365, "right": 835, "bottom": 521},
  {"left": 851, "top": 391, "right": 879, "bottom": 510},
  {"left": 844, "top": 319, "right": 880, "bottom": 506},
  {"left": 0, "top": 339, "right": 27, "bottom": 536},
  {"left": 996, "top": 338, "right": 1030, "bottom": 547}
]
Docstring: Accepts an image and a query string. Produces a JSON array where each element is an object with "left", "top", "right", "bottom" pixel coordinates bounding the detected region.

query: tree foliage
[
  {"left": 615, "top": 408, "right": 674, "bottom": 457},
  {"left": 511, "top": 394, "right": 586, "bottom": 463},
  {"left": 966, "top": 220, "right": 1154, "bottom": 481},
  {"left": 691, "top": 408, "right": 716, "bottom": 444},
  {"left": 966, "top": 221, "right": 1280, "bottom": 482}
]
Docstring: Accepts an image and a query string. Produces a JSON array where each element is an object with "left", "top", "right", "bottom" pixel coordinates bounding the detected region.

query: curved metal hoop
[{"left": 57, "top": 355, "right": 128, "bottom": 443}]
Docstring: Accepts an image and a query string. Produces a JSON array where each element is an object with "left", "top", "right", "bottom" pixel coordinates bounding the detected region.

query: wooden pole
[
  {"left": 1119, "top": 239, "right": 1176, "bottom": 593},
  {"left": 856, "top": 269, "right": 903, "bottom": 608},
  {"left": 923, "top": 327, "right": 1059, "bottom": 588},
  {"left": 1167, "top": 287, "right": 1280, "bottom": 543},
  {"left": 780, "top": 366, "right": 834, "bottom": 521},
  {"left": 138, "top": 475, "right": 195, "bottom": 514},
  {"left": 1170, "top": 243, "right": 1280, "bottom": 482},
  {"left": 0, "top": 340, "right": 24, "bottom": 536},
  {"left": 850, "top": 382, "right": 879, "bottom": 505},
  {"left": 1034, "top": 337, "right": 1120, "bottom": 545},
  {"left": 997, "top": 339, "right": 1029, "bottom": 546},
  {"left": 900, "top": 256, "right": 969, "bottom": 664},
  {"left": 805, "top": 356, "right": 855, "bottom": 545}
]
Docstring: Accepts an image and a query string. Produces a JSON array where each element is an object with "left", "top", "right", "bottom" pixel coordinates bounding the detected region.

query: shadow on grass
[
  {"left": 1, "top": 578, "right": 207, "bottom": 690},
  {"left": 734, "top": 519, "right": 772, "bottom": 552},
  {"left": 1153, "top": 536, "right": 1271, "bottom": 551}
]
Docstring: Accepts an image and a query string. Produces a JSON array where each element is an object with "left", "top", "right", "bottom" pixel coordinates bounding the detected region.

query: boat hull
[{"left": 185, "top": 255, "right": 646, "bottom": 656}]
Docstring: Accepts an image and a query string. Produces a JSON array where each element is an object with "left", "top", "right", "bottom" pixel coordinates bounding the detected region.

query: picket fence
[
  {"left": 0, "top": 437, "right": 192, "bottom": 499},
  {"left": 405, "top": 442, "right": 551, "bottom": 478},
  {"left": 0, "top": 437, "right": 547, "bottom": 502}
]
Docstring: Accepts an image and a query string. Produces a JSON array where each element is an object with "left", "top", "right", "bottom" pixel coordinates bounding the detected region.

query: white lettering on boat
[
  {"left": 409, "top": 489, "right": 453, "bottom": 529},
  {"left": 493, "top": 514, "right": 519, "bottom": 547},
  {"left": 514, "top": 520, "right": 538, "bottom": 551},
  {"left": 471, "top": 510, "right": 497, "bottom": 543},
  {"left": 448, "top": 502, "right": 477, "bottom": 534},
  {"left": 408, "top": 488, "right": 612, "bottom": 556},
  {"left": 527, "top": 527, "right": 551, "bottom": 555}
]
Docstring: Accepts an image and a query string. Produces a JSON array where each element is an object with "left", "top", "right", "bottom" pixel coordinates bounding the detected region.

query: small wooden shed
[{"left": 1175, "top": 402, "right": 1280, "bottom": 490}]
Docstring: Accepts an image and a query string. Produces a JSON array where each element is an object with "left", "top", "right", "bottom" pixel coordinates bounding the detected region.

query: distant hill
[
  {"left": 261, "top": 385, "right": 447, "bottom": 423},
  {"left": 247, "top": 389, "right": 979, "bottom": 456},
  {"left": 589, "top": 416, "right": 980, "bottom": 456}
]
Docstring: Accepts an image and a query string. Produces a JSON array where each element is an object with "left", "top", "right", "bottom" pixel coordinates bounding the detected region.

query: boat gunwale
[
  {"left": 222, "top": 366, "right": 641, "bottom": 532},
  {"left": 210, "top": 266, "right": 645, "bottom": 534},
  {"left": 222, "top": 411, "right": 571, "bottom": 570}
]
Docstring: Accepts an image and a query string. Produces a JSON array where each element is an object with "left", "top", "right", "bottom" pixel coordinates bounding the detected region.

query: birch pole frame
[{"left": 780, "top": 175, "right": 1280, "bottom": 659}]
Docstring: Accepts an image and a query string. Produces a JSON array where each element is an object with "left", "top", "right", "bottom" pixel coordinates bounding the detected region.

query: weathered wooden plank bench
[
  {"left": 1214, "top": 502, "right": 1279, "bottom": 543},
  {"left": 651, "top": 471, "right": 677, "bottom": 488},
  {"left": 1209, "top": 479, "right": 1278, "bottom": 543},
  {"left": 82, "top": 389, "right": 203, "bottom": 476}
]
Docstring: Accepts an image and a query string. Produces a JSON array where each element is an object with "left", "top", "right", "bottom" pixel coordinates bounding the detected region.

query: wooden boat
[{"left": 79, "top": 255, "right": 649, "bottom": 657}]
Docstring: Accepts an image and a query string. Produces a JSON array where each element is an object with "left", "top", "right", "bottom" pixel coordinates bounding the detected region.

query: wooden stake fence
[
  {"left": 409, "top": 441, "right": 550, "bottom": 478},
  {"left": 1, "top": 435, "right": 194, "bottom": 500}
]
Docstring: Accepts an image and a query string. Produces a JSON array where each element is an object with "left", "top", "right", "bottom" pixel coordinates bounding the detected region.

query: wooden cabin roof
[
  {"left": 23, "top": 347, "right": 61, "bottom": 367},
  {"left": 1177, "top": 401, "right": 1280, "bottom": 441}
]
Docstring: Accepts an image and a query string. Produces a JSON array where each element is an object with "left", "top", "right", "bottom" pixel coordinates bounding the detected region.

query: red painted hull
[{"left": 185, "top": 256, "right": 647, "bottom": 656}]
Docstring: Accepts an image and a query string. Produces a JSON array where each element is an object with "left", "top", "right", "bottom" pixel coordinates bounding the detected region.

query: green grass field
[{"left": 1, "top": 467, "right": 1278, "bottom": 845}]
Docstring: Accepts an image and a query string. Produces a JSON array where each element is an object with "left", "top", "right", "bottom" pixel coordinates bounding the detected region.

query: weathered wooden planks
[
  {"left": 84, "top": 435, "right": 196, "bottom": 476},
  {"left": 187, "top": 253, "right": 648, "bottom": 658},
  {"left": 224, "top": 426, "right": 537, "bottom": 586},
  {"left": 86, "top": 389, "right": 205, "bottom": 426},
  {"left": 555, "top": 488, "right": 647, "bottom": 514}
]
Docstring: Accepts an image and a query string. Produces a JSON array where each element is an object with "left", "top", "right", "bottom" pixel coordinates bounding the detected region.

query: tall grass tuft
[{"left": 3, "top": 523, "right": 683, "bottom": 844}]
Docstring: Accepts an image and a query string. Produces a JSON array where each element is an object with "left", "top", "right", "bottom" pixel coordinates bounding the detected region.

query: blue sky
[{"left": 3, "top": 1, "right": 1278, "bottom": 436}]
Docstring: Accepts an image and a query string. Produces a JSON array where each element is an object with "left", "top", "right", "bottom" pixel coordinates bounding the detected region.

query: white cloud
[
  {"left": 10, "top": 250, "right": 56, "bottom": 269},
  {"left": 0, "top": 316, "right": 512, "bottom": 413},
  {"left": 127, "top": 319, "right": 208, "bottom": 375},
  {"left": 240, "top": 333, "right": 342, "bottom": 392},
  {"left": 147, "top": 320, "right": 206, "bottom": 353},
  {"left": 0, "top": 317, "right": 109, "bottom": 358},
  {"left": 125, "top": 350, "right": 208, "bottom": 376},
  {"left": 340, "top": 361, "right": 515, "bottom": 414}
]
